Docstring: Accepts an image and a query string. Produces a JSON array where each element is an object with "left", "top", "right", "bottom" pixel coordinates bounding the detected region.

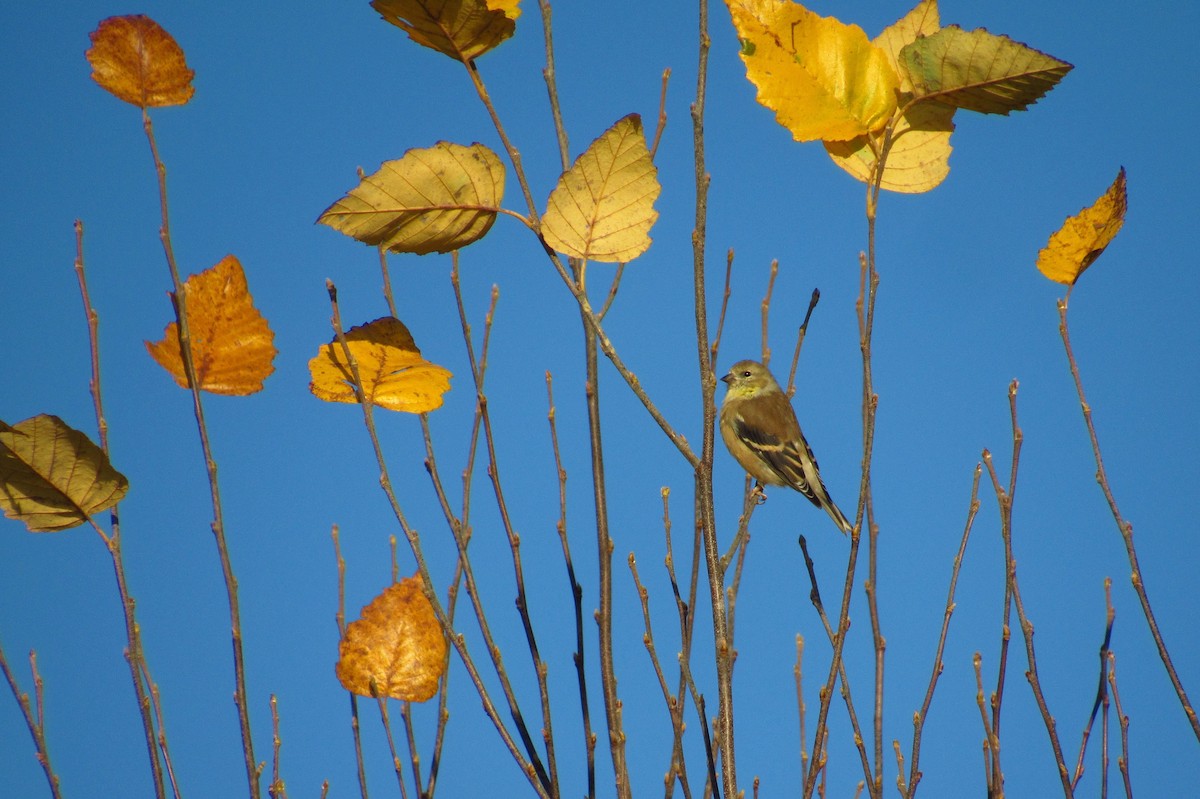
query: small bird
[{"left": 719, "top": 359, "right": 853, "bottom": 534}]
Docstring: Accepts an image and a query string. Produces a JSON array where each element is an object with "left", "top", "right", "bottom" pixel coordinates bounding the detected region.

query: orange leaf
[
  {"left": 146, "top": 255, "right": 277, "bottom": 395},
  {"left": 336, "top": 575, "right": 448, "bottom": 702},
  {"left": 308, "top": 317, "right": 452, "bottom": 413},
  {"left": 87, "top": 15, "right": 195, "bottom": 108},
  {"left": 1037, "top": 168, "right": 1127, "bottom": 286}
]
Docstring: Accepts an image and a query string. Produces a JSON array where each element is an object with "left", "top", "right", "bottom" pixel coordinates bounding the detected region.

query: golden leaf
[
  {"left": 336, "top": 575, "right": 448, "bottom": 702},
  {"left": 86, "top": 15, "right": 195, "bottom": 108},
  {"left": 825, "top": 0, "right": 954, "bottom": 194},
  {"left": 146, "top": 255, "right": 277, "bottom": 395},
  {"left": 309, "top": 317, "right": 452, "bottom": 413},
  {"left": 900, "top": 26, "right": 1072, "bottom": 115},
  {"left": 1037, "top": 168, "right": 1127, "bottom": 286},
  {"left": 726, "top": 0, "right": 899, "bottom": 142},
  {"left": 371, "top": 0, "right": 520, "bottom": 62},
  {"left": 0, "top": 415, "right": 129, "bottom": 533},
  {"left": 541, "top": 114, "right": 661, "bottom": 263},
  {"left": 317, "top": 142, "right": 505, "bottom": 255}
]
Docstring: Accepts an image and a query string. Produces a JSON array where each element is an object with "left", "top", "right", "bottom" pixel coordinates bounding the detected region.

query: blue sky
[{"left": 2, "top": 1, "right": 1198, "bottom": 796}]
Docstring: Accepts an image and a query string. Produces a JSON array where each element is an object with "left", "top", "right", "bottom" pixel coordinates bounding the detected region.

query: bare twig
[
  {"left": 377, "top": 244, "right": 398, "bottom": 319},
  {"left": 651, "top": 68, "right": 671, "bottom": 159},
  {"left": 332, "top": 527, "right": 369, "bottom": 799},
  {"left": 141, "top": 108, "right": 259, "bottom": 799},
  {"left": 906, "top": 464, "right": 982, "bottom": 798},
  {"left": 1107, "top": 653, "right": 1132, "bottom": 798},
  {"left": 710, "top": 249, "right": 735, "bottom": 369},
  {"left": 1070, "top": 578, "right": 1116, "bottom": 790},
  {"left": 0, "top": 645, "right": 62, "bottom": 799},
  {"left": 795, "top": 636, "right": 808, "bottom": 788},
  {"left": 547, "top": 372, "right": 596, "bottom": 799},
  {"left": 760, "top": 259, "right": 779, "bottom": 366},
  {"left": 268, "top": 695, "right": 288, "bottom": 799},
  {"left": 1058, "top": 295, "right": 1198, "bottom": 740},
  {"left": 784, "top": 290, "right": 821, "bottom": 400}
]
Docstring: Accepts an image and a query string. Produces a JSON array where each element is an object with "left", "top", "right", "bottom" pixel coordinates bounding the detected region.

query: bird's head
[{"left": 720, "top": 360, "right": 780, "bottom": 399}]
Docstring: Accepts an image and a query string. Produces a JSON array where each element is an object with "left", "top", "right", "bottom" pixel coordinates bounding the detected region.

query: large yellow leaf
[
  {"left": 1037, "top": 168, "right": 1127, "bottom": 286},
  {"left": 86, "top": 15, "right": 195, "bottom": 108},
  {"left": 318, "top": 142, "right": 505, "bottom": 255},
  {"left": 336, "top": 575, "right": 448, "bottom": 702},
  {"left": 900, "top": 26, "right": 1072, "bottom": 115},
  {"left": 371, "top": 0, "right": 520, "bottom": 61},
  {"left": 541, "top": 114, "right": 661, "bottom": 263},
  {"left": 309, "top": 317, "right": 452, "bottom": 413},
  {"left": 825, "top": 0, "right": 953, "bottom": 193},
  {"left": 726, "top": 0, "right": 899, "bottom": 142},
  {"left": 145, "top": 255, "right": 277, "bottom": 395},
  {"left": 0, "top": 415, "right": 129, "bottom": 533}
]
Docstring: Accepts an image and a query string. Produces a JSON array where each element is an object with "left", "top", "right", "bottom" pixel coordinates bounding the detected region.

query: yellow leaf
[
  {"left": 825, "top": 0, "right": 954, "bottom": 194},
  {"left": 901, "top": 26, "right": 1072, "bottom": 115},
  {"left": 1037, "top": 168, "right": 1127, "bottom": 286},
  {"left": 145, "top": 255, "right": 277, "bottom": 395},
  {"left": 541, "top": 114, "right": 661, "bottom": 263},
  {"left": 371, "top": 0, "right": 520, "bottom": 61},
  {"left": 726, "top": 0, "right": 899, "bottom": 142},
  {"left": 336, "top": 575, "right": 448, "bottom": 702},
  {"left": 318, "top": 142, "right": 505, "bottom": 255},
  {"left": 86, "top": 15, "right": 195, "bottom": 108},
  {"left": 0, "top": 415, "right": 129, "bottom": 533},
  {"left": 309, "top": 317, "right": 452, "bottom": 413}
]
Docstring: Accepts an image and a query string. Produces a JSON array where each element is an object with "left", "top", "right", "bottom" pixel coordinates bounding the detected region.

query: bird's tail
[{"left": 826, "top": 498, "right": 853, "bottom": 535}]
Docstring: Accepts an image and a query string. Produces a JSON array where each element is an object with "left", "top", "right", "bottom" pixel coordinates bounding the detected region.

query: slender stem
[
  {"left": 268, "top": 695, "right": 288, "bottom": 799},
  {"left": 1070, "top": 578, "right": 1116, "bottom": 790},
  {"left": 1058, "top": 297, "right": 1199, "bottom": 740},
  {"left": 907, "top": 464, "right": 982, "bottom": 798},
  {"left": 0, "top": 644, "right": 63, "bottom": 799},
  {"left": 73, "top": 217, "right": 169, "bottom": 798},
  {"left": 332, "top": 527, "right": 370, "bottom": 799},
  {"left": 1107, "top": 653, "right": 1133, "bottom": 798},
  {"left": 141, "top": 108, "right": 259, "bottom": 799}
]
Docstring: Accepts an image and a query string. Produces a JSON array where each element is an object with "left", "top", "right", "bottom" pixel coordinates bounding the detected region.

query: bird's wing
[{"left": 731, "top": 393, "right": 825, "bottom": 505}]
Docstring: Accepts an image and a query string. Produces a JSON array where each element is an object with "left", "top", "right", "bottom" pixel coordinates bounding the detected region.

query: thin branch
[
  {"left": 268, "top": 695, "right": 289, "bottom": 799},
  {"left": 141, "top": 108, "right": 258, "bottom": 799},
  {"left": 0, "top": 645, "right": 62, "bottom": 799},
  {"left": 73, "top": 217, "right": 170, "bottom": 799},
  {"left": 784, "top": 289, "right": 821, "bottom": 400},
  {"left": 1071, "top": 578, "right": 1116, "bottom": 791},
  {"left": 1058, "top": 296, "right": 1198, "bottom": 740},
  {"left": 332, "top": 526, "right": 370, "bottom": 799},
  {"left": 906, "top": 464, "right": 982, "bottom": 799},
  {"left": 760, "top": 259, "right": 779, "bottom": 366},
  {"left": 374, "top": 697, "right": 410, "bottom": 799},
  {"left": 546, "top": 372, "right": 596, "bottom": 799},
  {"left": 1107, "top": 653, "right": 1133, "bottom": 799},
  {"left": 651, "top": 68, "right": 671, "bottom": 159},
  {"left": 710, "top": 249, "right": 734, "bottom": 369},
  {"left": 795, "top": 636, "right": 808, "bottom": 789}
]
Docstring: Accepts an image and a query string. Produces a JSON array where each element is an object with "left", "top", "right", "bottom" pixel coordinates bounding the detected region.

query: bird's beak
[{"left": 720, "top": 372, "right": 732, "bottom": 385}]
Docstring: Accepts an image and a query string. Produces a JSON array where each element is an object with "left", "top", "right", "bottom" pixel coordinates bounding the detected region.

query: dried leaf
[
  {"left": 901, "top": 26, "right": 1072, "bottom": 115},
  {"left": 825, "top": 0, "right": 954, "bottom": 193},
  {"left": 318, "top": 142, "right": 504, "bottom": 255},
  {"left": 86, "top": 15, "right": 195, "bottom": 107},
  {"left": 726, "top": 0, "right": 899, "bottom": 142},
  {"left": 336, "top": 575, "right": 448, "bottom": 702},
  {"left": 541, "top": 114, "right": 661, "bottom": 263},
  {"left": 0, "top": 415, "right": 129, "bottom": 533},
  {"left": 1037, "top": 168, "right": 1127, "bottom": 286},
  {"left": 146, "top": 255, "right": 277, "bottom": 395},
  {"left": 371, "top": 0, "right": 520, "bottom": 61},
  {"left": 309, "top": 317, "right": 452, "bottom": 413}
]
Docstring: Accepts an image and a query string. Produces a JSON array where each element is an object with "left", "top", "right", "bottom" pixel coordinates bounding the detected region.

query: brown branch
[
  {"left": 73, "top": 218, "right": 170, "bottom": 799},
  {"left": 332, "top": 527, "right": 370, "bottom": 799},
  {"left": 760, "top": 259, "right": 779, "bottom": 366},
  {"left": 710, "top": 249, "right": 735, "bottom": 369},
  {"left": 373, "top": 696, "right": 409, "bottom": 799},
  {"left": 784, "top": 290, "right": 821, "bottom": 400},
  {"left": 1107, "top": 653, "right": 1132, "bottom": 798},
  {"left": 906, "top": 464, "right": 983, "bottom": 799},
  {"left": 0, "top": 645, "right": 62, "bottom": 799},
  {"left": 268, "top": 695, "right": 288, "bottom": 799},
  {"left": 795, "top": 636, "right": 808, "bottom": 789},
  {"left": 973, "top": 653, "right": 997, "bottom": 794},
  {"left": 141, "top": 108, "right": 259, "bottom": 799},
  {"left": 651, "top": 68, "right": 671, "bottom": 159},
  {"left": 1070, "top": 578, "right": 1116, "bottom": 791},
  {"left": 1058, "top": 296, "right": 1198, "bottom": 740},
  {"left": 546, "top": 372, "right": 596, "bottom": 799}
]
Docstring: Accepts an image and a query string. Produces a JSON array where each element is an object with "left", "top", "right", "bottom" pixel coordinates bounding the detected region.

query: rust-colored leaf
[
  {"left": 87, "top": 15, "right": 195, "bottom": 108},
  {"left": 371, "top": 0, "right": 520, "bottom": 61},
  {"left": 146, "top": 255, "right": 277, "bottom": 395},
  {"left": 308, "top": 317, "right": 452, "bottom": 413},
  {"left": 336, "top": 575, "right": 448, "bottom": 702},
  {"left": 0, "top": 415, "right": 129, "bottom": 533}
]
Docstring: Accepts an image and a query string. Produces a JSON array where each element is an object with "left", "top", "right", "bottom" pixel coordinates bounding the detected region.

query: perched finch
[{"left": 719, "top": 360, "right": 853, "bottom": 534}]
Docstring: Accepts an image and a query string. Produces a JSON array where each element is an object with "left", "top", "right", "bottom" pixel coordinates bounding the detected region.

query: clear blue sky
[{"left": 2, "top": 1, "right": 1197, "bottom": 796}]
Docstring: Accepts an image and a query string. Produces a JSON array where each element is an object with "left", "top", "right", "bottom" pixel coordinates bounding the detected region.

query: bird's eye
[{"left": 741, "top": 370, "right": 752, "bottom": 378}]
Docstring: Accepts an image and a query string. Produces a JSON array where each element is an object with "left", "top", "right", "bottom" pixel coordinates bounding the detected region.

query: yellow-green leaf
[
  {"left": 0, "top": 415, "right": 129, "bottom": 533},
  {"left": 901, "top": 25, "right": 1072, "bottom": 115},
  {"left": 309, "top": 317, "right": 452, "bottom": 413},
  {"left": 726, "top": 0, "right": 899, "bottom": 142},
  {"left": 825, "top": 0, "right": 954, "bottom": 193},
  {"left": 541, "top": 114, "right": 660, "bottom": 263},
  {"left": 1037, "top": 168, "right": 1127, "bottom": 286},
  {"left": 318, "top": 142, "right": 505, "bottom": 255},
  {"left": 371, "top": 0, "right": 520, "bottom": 61}
]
